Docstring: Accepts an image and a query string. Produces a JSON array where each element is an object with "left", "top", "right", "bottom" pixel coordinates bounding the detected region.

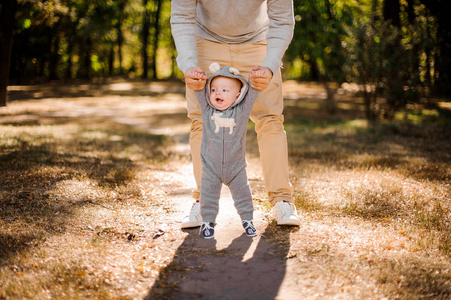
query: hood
[{"left": 204, "top": 63, "right": 249, "bottom": 109}]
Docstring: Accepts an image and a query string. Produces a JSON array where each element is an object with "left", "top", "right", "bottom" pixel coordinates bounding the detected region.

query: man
[{"left": 170, "top": 0, "right": 300, "bottom": 227}]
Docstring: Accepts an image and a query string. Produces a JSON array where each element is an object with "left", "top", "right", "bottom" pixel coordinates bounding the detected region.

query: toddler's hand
[
  {"left": 251, "top": 70, "right": 264, "bottom": 77},
  {"left": 249, "top": 66, "right": 273, "bottom": 90},
  {"left": 185, "top": 67, "right": 207, "bottom": 90}
]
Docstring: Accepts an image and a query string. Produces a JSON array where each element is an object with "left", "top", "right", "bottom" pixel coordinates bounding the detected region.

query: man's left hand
[{"left": 249, "top": 66, "right": 273, "bottom": 90}]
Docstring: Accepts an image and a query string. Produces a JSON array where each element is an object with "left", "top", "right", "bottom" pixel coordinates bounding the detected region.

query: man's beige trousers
[{"left": 186, "top": 37, "right": 293, "bottom": 206}]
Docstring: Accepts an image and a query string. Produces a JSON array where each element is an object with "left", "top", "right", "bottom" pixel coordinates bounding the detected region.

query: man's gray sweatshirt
[{"left": 170, "top": 0, "right": 294, "bottom": 74}]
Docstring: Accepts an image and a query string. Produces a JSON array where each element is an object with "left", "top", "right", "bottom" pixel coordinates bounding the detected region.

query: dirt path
[{"left": 147, "top": 189, "right": 304, "bottom": 300}]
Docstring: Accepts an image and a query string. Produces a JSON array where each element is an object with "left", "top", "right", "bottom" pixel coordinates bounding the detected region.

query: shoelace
[
  {"left": 242, "top": 220, "right": 256, "bottom": 232},
  {"left": 199, "top": 222, "right": 214, "bottom": 235}
]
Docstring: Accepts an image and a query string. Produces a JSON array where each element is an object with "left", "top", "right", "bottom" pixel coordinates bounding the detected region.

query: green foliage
[
  {"left": 343, "top": 20, "right": 418, "bottom": 120},
  {"left": 285, "top": 0, "right": 355, "bottom": 82},
  {"left": 341, "top": 2, "right": 442, "bottom": 120},
  {"left": 286, "top": 0, "right": 447, "bottom": 121}
]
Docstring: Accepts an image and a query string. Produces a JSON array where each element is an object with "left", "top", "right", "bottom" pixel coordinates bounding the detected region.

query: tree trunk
[
  {"left": 363, "top": 89, "right": 373, "bottom": 122},
  {"left": 435, "top": 25, "right": 451, "bottom": 94},
  {"left": 170, "top": 37, "right": 177, "bottom": 78},
  {"left": 371, "top": 0, "right": 379, "bottom": 25},
  {"left": 0, "top": 0, "right": 18, "bottom": 106},
  {"left": 383, "top": 0, "right": 401, "bottom": 27},
  {"left": 151, "top": 0, "right": 162, "bottom": 79},
  {"left": 310, "top": 60, "right": 336, "bottom": 114},
  {"left": 115, "top": 0, "right": 126, "bottom": 75},
  {"left": 49, "top": 32, "right": 60, "bottom": 80},
  {"left": 419, "top": 0, "right": 451, "bottom": 95},
  {"left": 79, "top": 37, "right": 92, "bottom": 79},
  {"left": 117, "top": 26, "right": 124, "bottom": 73},
  {"left": 85, "top": 38, "right": 92, "bottom": 79},
  {"left": 141, "top": 0, "right": 150, "bottom": 79},
  {"left": 407, "top": 0, "right": 420, "bottom": 86},
  {"left": 108, "top": 44, "right": 115, "bottom": 76},
  {"left": 406, "top": 0, "right": 415, "bottom": 25},
  {"left": 66, "top": 38, "right": 73, "bottom": 80},
  {"left": 425, "top": 17, "right": 433, "bottom": 98}
]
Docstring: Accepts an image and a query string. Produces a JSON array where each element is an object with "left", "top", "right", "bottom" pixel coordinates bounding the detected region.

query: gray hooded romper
[{"left": 195, "top": 66, "right": 259, "bottom": 223}]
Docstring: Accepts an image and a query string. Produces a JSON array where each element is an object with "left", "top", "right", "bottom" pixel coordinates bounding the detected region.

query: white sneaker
[
  {"left": 181, "top": 202, "right": 201, "bottom": 228},
  {"left": 272, "top": 201, "right": 301, "bottom": 226}
]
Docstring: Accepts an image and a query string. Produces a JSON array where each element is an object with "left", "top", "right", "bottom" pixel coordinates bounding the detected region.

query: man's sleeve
[
  {"left": 262, "top": 0, "right": 295, "bottom": 74},
  {"left": 170, "top": 0, "right": 198, "bottom": 73}
]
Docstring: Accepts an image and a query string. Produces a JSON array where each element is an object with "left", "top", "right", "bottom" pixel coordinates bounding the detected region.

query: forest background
[{"left": 1, "top": 0, "right": 450, "bottom": 120}]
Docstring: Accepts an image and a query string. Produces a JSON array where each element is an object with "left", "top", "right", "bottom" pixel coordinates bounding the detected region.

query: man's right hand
[{"left": 184, "top": 67, "right": 207, "bottom": 90}]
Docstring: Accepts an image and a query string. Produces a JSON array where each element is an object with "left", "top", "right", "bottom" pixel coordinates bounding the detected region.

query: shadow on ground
[{"left": 146, "top": 224, "right": 297, "bottom": 300}]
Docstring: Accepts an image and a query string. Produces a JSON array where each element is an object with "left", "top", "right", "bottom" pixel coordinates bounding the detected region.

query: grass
[
  {"left": 1, "top": 79, "right": 451, "bottom": 299},
  {"left": 251, "top": 87, "right": 450, "bottom": 298},
  {"left": 0, "top": 109, "right": 182, "bottom": 299}
]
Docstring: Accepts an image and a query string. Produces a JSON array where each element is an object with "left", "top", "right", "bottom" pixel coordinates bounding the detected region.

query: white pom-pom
[
  {"left": 229, "top": 67, "right": 240, "bottom": 75},
  {"left": 209, "top": 62, "right": 221, "bottom": 73}
]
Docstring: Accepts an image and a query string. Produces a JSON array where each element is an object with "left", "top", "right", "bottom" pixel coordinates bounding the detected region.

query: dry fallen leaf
[{"left": 153, "top": 229, "right": 165, "bottom": 239}]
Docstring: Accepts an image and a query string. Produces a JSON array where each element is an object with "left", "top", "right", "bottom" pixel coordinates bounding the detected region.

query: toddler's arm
[
  {"left": 242, "top": 84, "right": 260, "bottom": 114},
  {"left": 194, "top": 86, "right": 209, "bottom": 110}
]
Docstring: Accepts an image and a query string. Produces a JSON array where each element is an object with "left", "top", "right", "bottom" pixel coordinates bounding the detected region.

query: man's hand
[
  {"left": 249, "top": 66, "right": 273, "bottom": 90},
  {"left": 185, "top": 67, "right": 207, "bottom": 90}
]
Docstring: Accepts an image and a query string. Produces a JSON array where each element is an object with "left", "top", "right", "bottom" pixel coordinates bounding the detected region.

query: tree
[
  {"left": 286, "top": 0, "right": 354, "bottom": 113},
  {"left": 418, "top": 0, "right": 451, "bottom": 95},
  {"left": 383, "top": 0, "right": 400, "bottom": 27},
  {"left": 0, "top": 0, "right": 18, "bottom": 107},
  {"left": 344, "top": 0, "right": 419, "bottom": 121},
  {"left": 142, "top": 0, "right": 163, "bottom": 79},
  {"left": 141, "top": 0, "right": 151, "bottom": 79},
  {"left": 6, "top": 0, "right": 178, "bottom": 83},
  {"left": 115, "top": 0, "right": 127, "bottom": 75},
  {"left": 150, "top": 0, "right": 162, "bottom": 79}
]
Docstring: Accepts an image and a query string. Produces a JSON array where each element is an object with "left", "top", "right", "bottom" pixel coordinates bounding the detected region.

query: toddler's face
[{"left": 209, "top": 76, "right": 241, "bottom": 111}]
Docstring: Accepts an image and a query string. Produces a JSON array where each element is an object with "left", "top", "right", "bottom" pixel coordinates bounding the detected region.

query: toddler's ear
[
  {"left": 229, "top": 67, "right": 240, "bottom": 75},
  {"left": 209, "top": 62, "right": 221, "bottom": 73}
]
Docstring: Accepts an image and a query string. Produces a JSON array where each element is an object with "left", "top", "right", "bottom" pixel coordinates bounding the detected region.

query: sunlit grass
[{"left": 267, "top": 99, "right": 450, "bottom": 298}]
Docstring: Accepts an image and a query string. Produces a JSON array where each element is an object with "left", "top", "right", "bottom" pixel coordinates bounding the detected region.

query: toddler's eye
[{"left": 223, "top": 89, "right": 227, "bottom": 92}]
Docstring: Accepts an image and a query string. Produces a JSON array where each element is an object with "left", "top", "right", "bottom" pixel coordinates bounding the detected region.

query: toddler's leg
[
  {"left": 200, "top": 165, "right": 222, "bottom": 223},
  {"left": 227, "top": 168, "right": 254, "bottom": 222},
  {"left": 228, "top": 170, "right": 257, "bottom": 237}
]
